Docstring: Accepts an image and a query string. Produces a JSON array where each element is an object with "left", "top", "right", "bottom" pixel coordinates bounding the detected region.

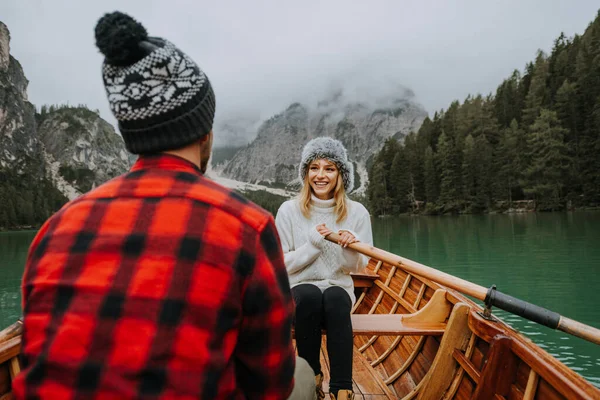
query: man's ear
[{"left": 199, "top": 130, "right": 213, "bottom": 144}]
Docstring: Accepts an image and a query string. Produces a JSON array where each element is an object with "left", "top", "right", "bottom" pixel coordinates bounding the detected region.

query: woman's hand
[
  {"left": 316, "top": 223, "right": 333, "bottom": 238},
  {"left": 337, "top": 230, "right": 358, "bottom": 248}
]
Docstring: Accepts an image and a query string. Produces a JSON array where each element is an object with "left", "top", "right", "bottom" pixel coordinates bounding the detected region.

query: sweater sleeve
[
  {"left": 339, "top": 204, "right": 373, "bottom": 273},
  {"left": 275, "top": 202, "right": 321, "bottom": 275}
]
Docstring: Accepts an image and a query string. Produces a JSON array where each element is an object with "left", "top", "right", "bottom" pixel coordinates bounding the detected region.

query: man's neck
[{"left": 163, "top": 144, "right": 201, "bottom": 169}]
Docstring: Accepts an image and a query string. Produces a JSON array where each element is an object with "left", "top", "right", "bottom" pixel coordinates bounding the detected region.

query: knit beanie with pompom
[{"left": 94, "top": 11, "right": 215, "bottom": 154}]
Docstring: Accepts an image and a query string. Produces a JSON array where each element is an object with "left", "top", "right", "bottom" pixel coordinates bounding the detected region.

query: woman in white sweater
[{"left": 275, "top": 137, "right": 373, "bottom": 400}]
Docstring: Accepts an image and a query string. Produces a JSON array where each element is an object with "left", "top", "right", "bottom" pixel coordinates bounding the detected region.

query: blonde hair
[{"left": 299, "top": 170, "right": 348, "bottom": 223}]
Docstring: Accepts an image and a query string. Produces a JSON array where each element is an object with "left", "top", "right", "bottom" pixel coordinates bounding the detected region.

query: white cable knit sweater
[{"left": 274, "top": 195, "right": 373, "bottom": 305}]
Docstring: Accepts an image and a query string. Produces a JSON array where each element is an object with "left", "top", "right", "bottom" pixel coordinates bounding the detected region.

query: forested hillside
[{"left": 367, "top": 11, "right": 600, "bottom": 215}]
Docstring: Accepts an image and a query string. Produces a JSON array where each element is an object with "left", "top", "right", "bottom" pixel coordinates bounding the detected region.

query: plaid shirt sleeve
[
  {"left": 21, "top": 212, "right": 55, "bottom": 310},
  {"left": 235, "top": 216, "right": 296, "bottom": 400}
]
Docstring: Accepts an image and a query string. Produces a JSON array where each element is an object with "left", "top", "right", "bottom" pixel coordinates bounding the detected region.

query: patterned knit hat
[
  {"left": 299, "top": 137, "right": 354, "bottom": 192},
  {"left": 94, "top": 11, "right": 215, "bottom": 154}
]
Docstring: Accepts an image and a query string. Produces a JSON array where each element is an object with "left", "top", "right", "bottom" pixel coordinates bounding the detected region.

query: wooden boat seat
[
  {"left": 291, "top": 315, "right": 446, "bottom": 338},
  {"left": 292, "top": 288, "right": 451, "bottom": 338},
  {"left": 300, "top": 289, "right": 456, "bottom": 399},
  {"left": 350, "top": 314, "right": 445, "bottom": 335},
  {"left": 349, "top": 272, "right": 379, "bottom": 288}
]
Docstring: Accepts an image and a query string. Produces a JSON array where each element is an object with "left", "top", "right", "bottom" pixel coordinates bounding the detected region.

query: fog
[{"left": 1, "top": 0, "right": 598, "bottom": 145}]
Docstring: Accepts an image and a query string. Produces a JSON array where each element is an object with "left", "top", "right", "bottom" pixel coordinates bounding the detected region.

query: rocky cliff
[
  {"left": 37, "top": 106, "right": 130, "bottom": 194},
  {"left": 0, "top": 22, "right": 39, "bottom": 170},
  {"left": 0, "top": 21, "right": 131, "bottom": 228},
  {"left": 222, "top": 93, "right": 427, "bottom": 193}
]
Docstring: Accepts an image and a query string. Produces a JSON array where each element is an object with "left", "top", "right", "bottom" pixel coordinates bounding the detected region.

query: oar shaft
[
  {"left": 558, "top": 317, "right": 600, "bottom": 346},
  {"left": 325, "top": 233, "right": 489, "bottom": 300}
]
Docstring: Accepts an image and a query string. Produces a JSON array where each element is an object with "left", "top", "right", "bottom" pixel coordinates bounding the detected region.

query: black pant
[{"left": 292, "top": 284, "right": 353, "bottom": 396}]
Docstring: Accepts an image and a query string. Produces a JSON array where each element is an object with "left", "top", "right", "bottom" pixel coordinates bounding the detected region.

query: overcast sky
[{"left": 1, "top": 1, "right": 599, "bottom": 137}]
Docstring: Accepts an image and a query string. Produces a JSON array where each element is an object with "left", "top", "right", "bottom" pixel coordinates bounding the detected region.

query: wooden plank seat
[
  {"left": 291, "top": 312, "right": 447, "bottom": 338},
  {"left": 350, "top": 314, "right": 445, "bottom": 336},
  {"left": 292, "top": 289, "right": 452, "bottom": 338},
  {"left": 350, "top": 272, "right": 380, "bottom": 288}
]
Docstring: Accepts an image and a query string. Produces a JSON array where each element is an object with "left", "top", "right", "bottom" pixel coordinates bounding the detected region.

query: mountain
[
  {"left": 0, "top": 21, "right": 131, "bottom": 228},
  {"left": 37, "top": 106, "right": 131, "bottom": 195},
  {"left": 0, "top": 22, "right": 39, "bottom": 171},
  {"left": 0, "top": 18, "right": 428, "bottom": 228},
  {"left": 221, "top": 91, "right": 427, "bottom": 194}
]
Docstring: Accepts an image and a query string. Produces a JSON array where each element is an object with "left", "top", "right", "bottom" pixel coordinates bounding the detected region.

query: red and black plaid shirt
[{"left": 13, "top": 154, "right": 296, "bottom": 400}]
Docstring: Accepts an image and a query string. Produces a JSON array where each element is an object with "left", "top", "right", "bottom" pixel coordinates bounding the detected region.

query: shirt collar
[{"left": 130, "top": 153, "right": 203, "bottom": 175}]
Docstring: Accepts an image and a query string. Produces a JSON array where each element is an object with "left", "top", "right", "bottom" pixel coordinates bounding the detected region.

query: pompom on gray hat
[
  {"left": 299, "top": 137, "right": 354, "bottom": 192},
  {"left": 94, "top": 11, "right": 215, "bottom": 154}
]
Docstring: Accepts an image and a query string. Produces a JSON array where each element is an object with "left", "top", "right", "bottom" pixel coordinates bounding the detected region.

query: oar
[{"left": 326, "top": 232, "right": 600, "bottom": 346}]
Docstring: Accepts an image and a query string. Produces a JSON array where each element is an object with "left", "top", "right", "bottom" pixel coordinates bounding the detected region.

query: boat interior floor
[{"left": 294, "top": 337, "right": 396, "bottom": 400}]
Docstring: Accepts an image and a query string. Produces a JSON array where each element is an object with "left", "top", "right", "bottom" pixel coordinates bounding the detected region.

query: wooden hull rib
[{"left": 2, "top": 250, "right": 600, "bottom": 399}]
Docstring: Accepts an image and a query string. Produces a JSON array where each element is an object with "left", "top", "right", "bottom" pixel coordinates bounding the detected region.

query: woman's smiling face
[{"left": 308, "top": 159, "right": 339, "bottom": 200}]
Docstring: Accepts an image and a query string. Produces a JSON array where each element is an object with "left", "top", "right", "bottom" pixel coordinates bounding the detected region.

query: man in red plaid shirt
[{"left": 13, "top": 11, "right": 316, "bottom": 400}]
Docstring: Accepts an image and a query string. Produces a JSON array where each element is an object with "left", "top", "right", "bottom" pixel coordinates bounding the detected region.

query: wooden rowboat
[{"left": 2, "top": 234, "right": 600, "bottom": 399}]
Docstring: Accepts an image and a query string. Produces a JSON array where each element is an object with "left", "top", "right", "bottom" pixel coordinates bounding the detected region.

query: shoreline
[
  {"left": 2, "top": 208, "right": 600, "bottom": 232},
  {"left": 378, "top": 206, "right": 600, "bottom": 218}
]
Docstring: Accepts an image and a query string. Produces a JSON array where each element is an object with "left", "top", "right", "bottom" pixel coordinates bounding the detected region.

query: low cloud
[{"left": 1, "top": 0, "right": 598, "bottom": 144}]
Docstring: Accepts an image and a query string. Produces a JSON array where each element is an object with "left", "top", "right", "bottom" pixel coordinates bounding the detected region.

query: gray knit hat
[
  {"left": 94, "top": 12, "right": 215, "bottom": 154},
  {"left": 299, "top": 137, "right": 354, "bottom": 192}
]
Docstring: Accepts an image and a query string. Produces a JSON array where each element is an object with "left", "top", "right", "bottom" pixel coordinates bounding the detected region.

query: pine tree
[
  {"left": 494, "top": 70, "right": 522, "bottom": 128},
  {"left": 462, "top": 135, "right": 476, "bottom": 205},
  {"left": 473, "top": 134, "right": 493, "bottom": 210},
  {"left": 436, "top": 132, "right": 461, "bottom": 211},
  {"left": 475, "top": 96, "right": 500, "bottom": 145},
  {"left": 519, "top": 61, "right": 535, "bottom": 115},
  {"left": 456, "top": 95, "right": 475, "bottom": 139},
  {"left": 555, "top": 80, "right": 579, "bottom": 139},
  {"left": 555, "top": 80, "right": 581, "bottom": 198},
  {"left": 404, "top": 133, "right": 425, "bottom": 204},
  {"left": 547, "top": 32, "right": 570, "bottom": 103},
  {"left": 390, "top": 149, "right": 411, "bottom": 213},
  {"left": 416, "top": 118, "right": 435, "bottom": 150},
  {"left": 442, "top": 101, "right": 460, "bottom": 140},
  {"left": 423, "top": 146, "right": 438, "bottom": 206},
  {"left": 522, "top": 51, "right": 550, "bottom": 127},
  {"left": 522, "top": 109, "right": 571, "bottom": 210},
  {"left": 462, "top": 134, "right": 493, "bottom": 211},
  {"left": 496, "top": 120, "right": 525, "bottom": 206},
  {"left": 368, "top": 161, "right": 393, "bottom": 216}
]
